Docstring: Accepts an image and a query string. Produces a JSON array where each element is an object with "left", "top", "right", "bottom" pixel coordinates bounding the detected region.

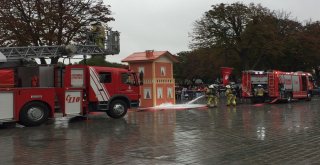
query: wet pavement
[{"left": 1, "top": 97, "right": 320, "bottom": 165}]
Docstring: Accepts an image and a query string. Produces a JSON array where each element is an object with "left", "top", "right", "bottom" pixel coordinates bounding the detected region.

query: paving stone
[{"left": 1, "top": 97, "right": 320, "bottom": 164}]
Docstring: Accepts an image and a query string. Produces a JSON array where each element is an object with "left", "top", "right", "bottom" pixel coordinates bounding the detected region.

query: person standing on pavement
[
  {"left": 205, "top": 84, "right": 219, "bottom": 107},
  {"left": 255, "top": 84, "right": 265, "bottom": 103},
  {"left": 181, "top": 86, "right": 188, "bottom": 101},
  {"left": 225, "top": 85, "right": 236, "bottom": 106},
  {"left": 205, "top": 85, "right": 213, "bottom": 107}
]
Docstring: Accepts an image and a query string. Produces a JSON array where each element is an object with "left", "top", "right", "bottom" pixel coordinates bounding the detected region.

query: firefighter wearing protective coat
[
  {"left": 205, "top": 84, "right": 219, "bottom": 107},
  {"left": 91, "top": 22, "right": 106, "bottom": 49},
  {"left": 255, "top": 84, "right": 265, "bottom": 96},
  {"left": 254, "top": 84, "right": 265, "bottom": 103},
  {"left": 225, "top": 85, "right": 236, "bottom": 106}
]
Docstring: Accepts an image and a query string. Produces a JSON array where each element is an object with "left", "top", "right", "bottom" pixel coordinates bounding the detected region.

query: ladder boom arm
[
  {"left": 0, "top": 46, "right": 64, "bottom": 60},
  {"left": 0, "top": 29, "right": 120, "bottom": 61},
  {"left": 0, "top": 44, "right": 118, "bottom": 61}
]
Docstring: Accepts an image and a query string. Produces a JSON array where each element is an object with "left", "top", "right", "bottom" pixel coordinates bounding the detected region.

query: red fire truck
[
  {"left": 0, "top": 30, "right": 142, "bottom": 127},
  {"left": 267, "top": 70, "right": 314, "bottom": 102},
  {"left": 242, "top": 70, "right": 314, "bottom": 103}
]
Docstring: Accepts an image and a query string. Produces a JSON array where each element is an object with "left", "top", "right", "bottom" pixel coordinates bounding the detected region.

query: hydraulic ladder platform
[{"left": 0, "top": 30, "right": 120, "bottom": 61}]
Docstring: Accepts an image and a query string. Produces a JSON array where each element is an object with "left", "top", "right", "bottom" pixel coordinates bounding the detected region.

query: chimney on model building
[{"left": 146, "top": 50, "right": 154, "bottom": 58}]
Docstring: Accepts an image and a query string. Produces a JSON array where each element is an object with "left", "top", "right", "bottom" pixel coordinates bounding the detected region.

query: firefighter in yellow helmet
[
  {"left": 254, "top": 84, "right": 265, "bottom": 103},
  {"left": 205, "top": 84, "right": 219, "bottom": 107},
  {"left": 225, "top": 85, "right": 236, "bottom": 106},
  {"left": 91, "top": 22, "right": 106, "bottom": 49}
]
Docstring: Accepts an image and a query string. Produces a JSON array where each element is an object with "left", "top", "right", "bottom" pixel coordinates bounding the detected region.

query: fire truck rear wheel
[
  {"left": 107, "top": 100, "right": 128, "bottom": 119},
  {"left": 19, "top": 102, "right": 50, "bottom": 127}
]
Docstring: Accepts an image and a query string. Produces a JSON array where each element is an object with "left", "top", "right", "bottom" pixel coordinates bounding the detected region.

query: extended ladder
[{"left": 0, "top": 30, "right": 120, "bottom": 61}]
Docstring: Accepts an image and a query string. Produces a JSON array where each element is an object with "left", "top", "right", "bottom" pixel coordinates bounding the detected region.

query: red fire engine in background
[
  {"left": 242, "top": 70, "right": 314, "bottom": 103},
  {"left": 0, "top": 30, "right": 142, "bottom": 127}
]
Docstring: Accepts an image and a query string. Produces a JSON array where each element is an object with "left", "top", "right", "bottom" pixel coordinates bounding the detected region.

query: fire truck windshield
[{"left": 121, "top": 72, "right": 140, "bottom": 86}]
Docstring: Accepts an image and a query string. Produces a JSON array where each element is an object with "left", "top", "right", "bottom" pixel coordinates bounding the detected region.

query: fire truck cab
[
  {"left": 62, "top": 65, "right": 141, "bottom": 117},
  {"left": 267, "top": 70, "right": 314, "bottom": 103}
]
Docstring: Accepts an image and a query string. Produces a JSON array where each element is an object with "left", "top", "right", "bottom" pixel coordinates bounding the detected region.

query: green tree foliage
[
  {"left": 241, "top": 14, "right": 298, "bottom": 70},
  {"left": 174, "top": 49, "right": 225, "bottom": 85},
  {"left": 78, "top": 56, "right": 127, "bottom": 68},
  {"left": 299, "top": 22, "right": 320, "bottom": 69},
  {"left": 191, "top": 3, "right": 250, "bottom": 49},
  {"left": 190, "top": 3, "right": 271, "bottom": 70},
  {"left": 184, "top": 2, "right": 320, "bottom": 83},
  {"left": 0, "top": 0, "right": 113, "bottom": 64}
]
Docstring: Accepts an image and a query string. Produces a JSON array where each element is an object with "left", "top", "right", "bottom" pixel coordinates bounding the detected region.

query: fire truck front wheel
[
  {"left": 107, "top": 100, "right": 128, "bottom": 119},
  {"left": 19, "top": 102, "right": 50, "bottom": 127}
]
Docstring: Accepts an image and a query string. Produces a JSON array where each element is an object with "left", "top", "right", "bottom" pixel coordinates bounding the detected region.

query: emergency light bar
[{"left": 254, "top": 71, "right": 264, "bottom": 74}]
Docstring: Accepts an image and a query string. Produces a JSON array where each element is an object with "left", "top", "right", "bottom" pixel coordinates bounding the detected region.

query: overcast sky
[{"left": 104, "top": 0, "right": 320, "bottom": 63}]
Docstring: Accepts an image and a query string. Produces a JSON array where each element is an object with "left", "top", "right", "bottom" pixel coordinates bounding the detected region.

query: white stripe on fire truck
[
  {"left": 89, "top": 67, "right": 110, "bottom": 101},
  {"left": 89, "top": 67, "right": 111, "bottom": 99},
  {"left": 90, "top": 74, "right": 105, "bottom": 101},
  {"left": 89, "top": 67, "right": 108, "bottom": 101},
  {"left": 89, "top": 69, "right": 108, "bottom": 101}
]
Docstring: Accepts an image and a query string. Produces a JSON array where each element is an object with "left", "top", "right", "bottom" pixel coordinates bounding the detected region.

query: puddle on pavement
[{"left": 150, "top": 95, "right": 207, "bottom": 110}]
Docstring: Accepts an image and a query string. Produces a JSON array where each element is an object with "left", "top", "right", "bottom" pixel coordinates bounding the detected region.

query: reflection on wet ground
[{"left": 1, "top": 98, "right": 320, "bottom": 164}]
